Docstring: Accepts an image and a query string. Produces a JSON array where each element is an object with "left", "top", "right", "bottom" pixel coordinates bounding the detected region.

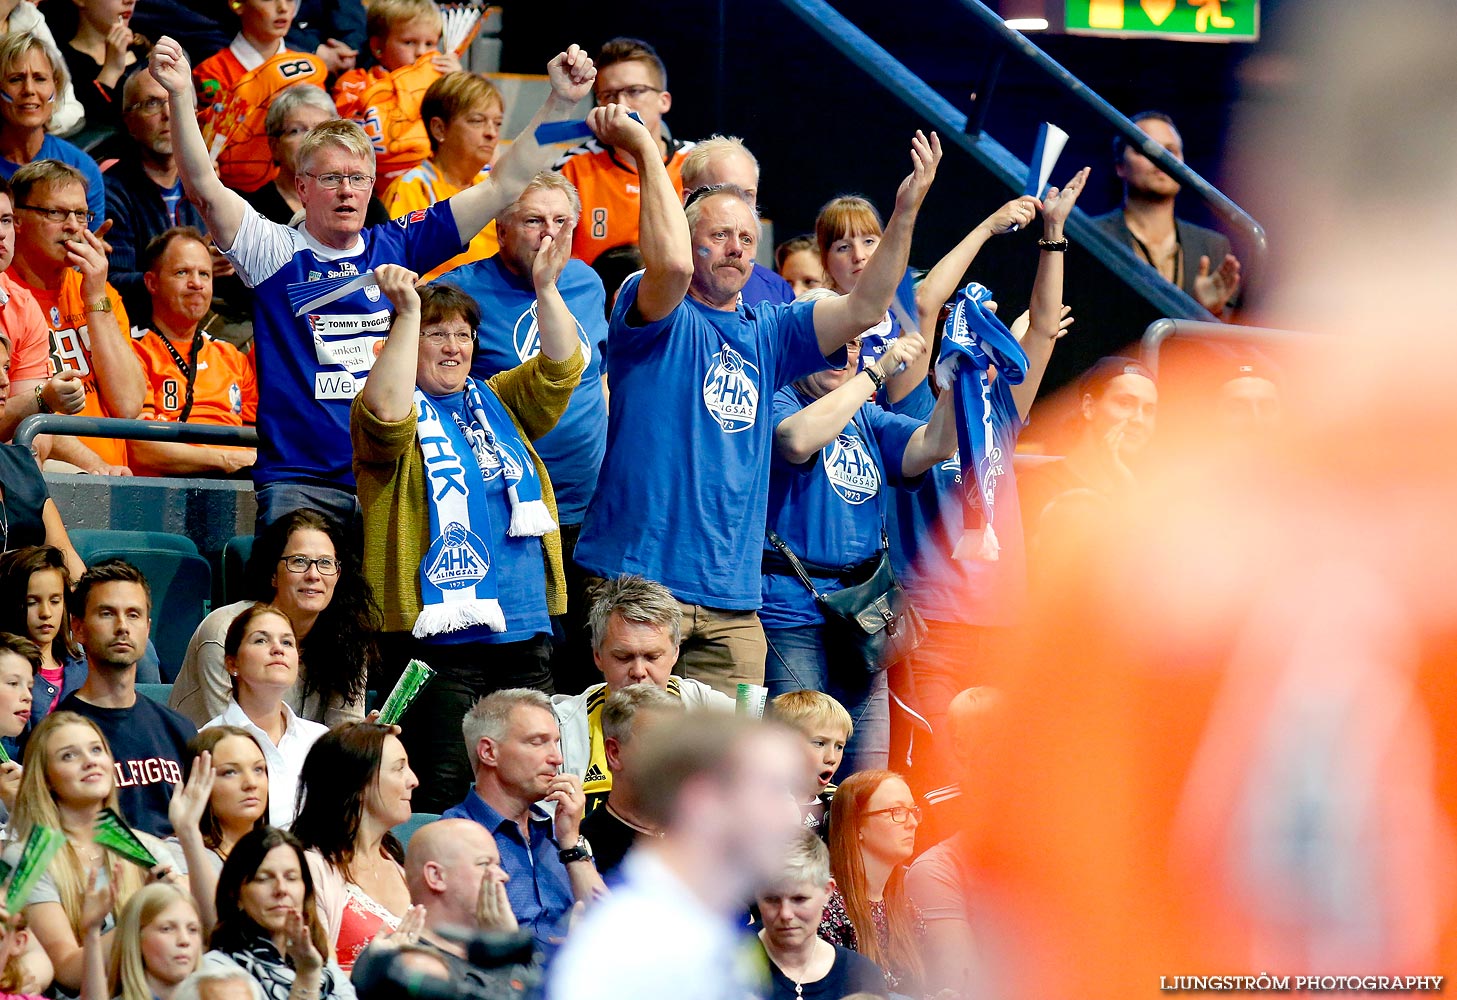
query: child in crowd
[
  {"left": 194, "top": 0, "right": 326, "bottom": 191},
  {"left": 0, "top": 904, "right": 47, "bottom": 998},
  {"left": 333, "top": 0, "right": 462, "bottom": 193},
  {"left": 0, "top": 632, "right": 37, "bottom": 808},
  {"left": 771, "top": 690, "right": 854, "bottom": 840},
  {"left": 0, "top": 547, "right": 84, "bottom": 732},
  {"left": 80, "top": 884, "right": 201, "bottom": 1000}
]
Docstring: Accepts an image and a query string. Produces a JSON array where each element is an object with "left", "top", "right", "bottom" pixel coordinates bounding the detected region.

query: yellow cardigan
[{"left": 350, "top": 349, "right": 586, "bottom": 634}]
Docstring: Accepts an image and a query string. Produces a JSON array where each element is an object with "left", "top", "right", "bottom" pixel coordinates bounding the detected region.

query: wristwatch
[
  {"left": 558, "top": 835, "right": 593, "bottom": 865},
  {"left": 34, "top": 385, "right": 52, "bottom": 414},
  {"left": 88, "top": 296, "right": 113, "bottom": 313}
]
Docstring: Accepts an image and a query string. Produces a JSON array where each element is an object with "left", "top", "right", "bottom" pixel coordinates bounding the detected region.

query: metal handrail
[
  {"left": 774, "top": 0, "right": 1216, "bottom": 322},
  {"left": 950, "top": 0, "right": 1267, "bottom": 275},
  {"left": 15, "top": 414, "right": 258, "bottom": 453},
  {"left": 1139, "top": 318, "right": 1320, "bottom": 375}
]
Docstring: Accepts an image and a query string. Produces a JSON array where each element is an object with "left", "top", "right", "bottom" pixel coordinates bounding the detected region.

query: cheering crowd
[{"left": 0, "top": 4, "right": 1266, "bottom": 998}]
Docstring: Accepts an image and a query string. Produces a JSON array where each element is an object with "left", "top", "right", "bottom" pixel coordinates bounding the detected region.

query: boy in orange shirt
[
  {"left": 129, "top": 227, "right": 257, "bottom": 477},
  {"left": 554, "top": 37, "right": 694, "bottom": 265}
]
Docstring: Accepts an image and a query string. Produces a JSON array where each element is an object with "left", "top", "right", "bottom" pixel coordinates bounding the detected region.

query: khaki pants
[{"left": 674, "top": 602, "right": 768, "bottom": 696}]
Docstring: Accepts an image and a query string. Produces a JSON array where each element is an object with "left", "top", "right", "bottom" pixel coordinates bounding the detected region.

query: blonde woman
[
  {"left": 80, "top": 883, "right": 201, "bottom": 1000},
  {"left": 4, "top": 712, "right": 181, "bottom": 992}
]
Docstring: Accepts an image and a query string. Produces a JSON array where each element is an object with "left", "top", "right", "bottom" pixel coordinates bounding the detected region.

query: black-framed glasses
[
  {"left": 303, "top": 171, "right": 375, "bottom": 191},
  {"left": 866, "top": 805, "right": 922, "bottom": 825},
  {"left": 279, "top": 555, "right": 341, "bottom": 576},
  {"left": 124, "top": 97, "right": 168, "bottom": 116},
  {"left": 595, "top": 84, "right": 660, "bottom": 105},
  {"left": 16, "top": 204, "right": 95, "bottom": 225}
]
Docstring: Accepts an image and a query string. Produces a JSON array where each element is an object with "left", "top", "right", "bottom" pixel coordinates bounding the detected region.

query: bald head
[{"left": 405, "top": 819, "right": 506, "bottom": 929}]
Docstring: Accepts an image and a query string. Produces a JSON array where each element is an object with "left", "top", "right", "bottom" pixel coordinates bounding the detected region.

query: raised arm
[
  {"left": 448, "top": 45, "right": 596, "bottom": 246},
  {"left": 149, "top": 37, "right": 247, "bottom": 251},
  {"left": 1012, "top": 167, "right": 1089, "bottom": 421},
  {"left": 899, "top": 385, "right": 959, "bottom": 477},
  {"left": 530, "top": 221, "right": 582, "bottom": 363},
  {"left": 357, "top": 265, "right": 422, "bottom": 424},
  {"left": 775, "top": 333, "right": 926, "bottom": 465},
  {"left": 168, "top": 753, "right": 220, "bottom": 931},
  {"left": 813, "top": 131, "right": 942, "bottom": 356},
  {"left": 592, "top": 106, "right": 691, "bottom": 323}
]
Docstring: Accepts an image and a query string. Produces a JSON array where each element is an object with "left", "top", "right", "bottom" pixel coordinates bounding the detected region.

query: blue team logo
[
  {"left": 940, "top": 451, "right": 962, "bottom": 485},
  {"left": 511, "top": 302, "right": 590, "bottom": 364},
  {"left": 423, "top": 522, "right": 490, "bottom": 590},
  {"left": 457, "top": 418, "right": 525, "bottom": 483},
  {"left": 823, "top": 432, "right": 880, "bottom": 505},
  {"left": 228, "top": 382, "right": 242, "bottom": 415},
  {"left": 702, "top": 344, "right": 759, "bottom": 433}
]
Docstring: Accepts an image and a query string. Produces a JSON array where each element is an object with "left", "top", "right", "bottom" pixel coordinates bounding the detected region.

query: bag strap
[{"left": 765, "top": 529, "right": 827, "bottom": 601}]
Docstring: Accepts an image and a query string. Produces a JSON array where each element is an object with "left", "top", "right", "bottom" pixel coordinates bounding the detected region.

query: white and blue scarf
[
  {"left": 413, "top": 377, "right": 556, "bottom": 638},
  {"left": 935, "top": 283, "right": 1029, "bottom": 562}
]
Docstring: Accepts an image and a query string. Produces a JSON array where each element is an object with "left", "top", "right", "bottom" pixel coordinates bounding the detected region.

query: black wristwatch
[{"left": 558, "top": 835, "right": 593, "bottom": 865}]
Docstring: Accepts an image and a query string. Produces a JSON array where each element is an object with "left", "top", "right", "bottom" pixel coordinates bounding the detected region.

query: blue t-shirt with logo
[
  {"left": 886, "top": 377, "right": 1027, "bottom": 627},
  {"left": 574, "top": 275, "right": 842, "bottom": 609},
  {"left": 422, "top": 389, "right": 552, "bottom": 645},
  {"left": 445, "top": 255, "right": 608, "bottom": 525},
  {"left": 223, "top": 202, "right": 466, "bottom": 489},
  {"left": 761, "top": 387, "right": 924, "bottom": 629}
]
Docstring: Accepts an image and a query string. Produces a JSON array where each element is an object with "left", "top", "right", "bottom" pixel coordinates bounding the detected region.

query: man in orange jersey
[
  {"left": 8, "top": 160, "right": 144, "bottom": 475},
  {"left": 129, "top": 227, "right": 257, "bottom": 477},
  {"left": 554, "top": 38, "right": 693, "bottom": 265}
]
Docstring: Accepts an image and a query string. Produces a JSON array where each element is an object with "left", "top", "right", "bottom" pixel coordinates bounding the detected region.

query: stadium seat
[
  {"left": 71, "top": 529, "right": 199, "bottom": 562},
  {"left": 136, "top": 683, "right": 174, "bottom": 705},
  {"left": 222, "top": 534, "right": 255, "bottom": 605},
  {"left": 392, "top": 812, "right": 441, "bottom": 849},
  {"left": 75, "top": 546, "right": 212, "bottom": 683}
]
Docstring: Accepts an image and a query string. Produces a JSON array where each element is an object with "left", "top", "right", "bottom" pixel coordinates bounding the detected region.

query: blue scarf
[
  {"left": 412, "top": 377, "right": 555, "bottom": 638},
  {"left": 935, "top": 283, "right": 1028, "bottom": 561}
]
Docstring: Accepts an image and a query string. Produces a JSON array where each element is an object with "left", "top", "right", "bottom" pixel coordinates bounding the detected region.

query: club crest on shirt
[
  {"left": 424, "top": 521, "right": 490, "bottom": 589},
  {"left": 702, "top": 344, "right": 759, "bottom": 433},
  {"left": 941, "top": 451, "right": 962, "bottom": 485},
  {"left": 824, "top": 432, "right": 881, "bottom": 505},
  {"left": 228, "top": 382, "right": 242, "bottom": 415},
  {"left": 511, "top": 301, "right": 590, "bottom": 364}
]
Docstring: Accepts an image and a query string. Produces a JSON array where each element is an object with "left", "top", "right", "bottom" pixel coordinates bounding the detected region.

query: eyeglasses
[
  {"left": 422, "top": 330, "right": 474, "bottom": 346},
  {"left": 16, "top": 204, "right": 95, "bottom": 225},
  {"left": 278, "top": 555, "right": 341, "bottom": 576},
  {"left": 865, "top": 805, "right": 922, "bottom": 825},
  {"left": 124, "top": 97, "right": 169, "bottom": 116},
  {"left": 303, "top": 171, "right": 375, "bottom": 191},
  {"left": 595, "top": 84, "right": 661, "bottom": 105}
]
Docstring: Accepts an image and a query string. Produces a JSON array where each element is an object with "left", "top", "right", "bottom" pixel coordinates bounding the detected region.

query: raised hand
[
  {"left": 284, "top": 907, "right": 323, "bottom": 975},
  {"left": 1194, "top": 252, "right": 1241, "bottom": 315},
  {"left": 103, "top": 17, "right": 133, "bottom": 76},
  {"left": 893, "top": 130, "right": 943, "bottom": 216},
  {"left": 1041, "top": 166, "right": 1091, "bottom": 233},
  {"left": 148, "top": 37, "right": 193, "bottom": 99},
  {"left": 876, "top": 330, "right": 928, "bottom": 375},
  {"left": 374, "top": 264, "right": 421, "bottom": 314},
  {"left": 530, "top": 221, "right": 575, "bottom": 292},
  {"left": 316, "top": 39, "right": 357, "bottom": 75},
  {"left": 981, "top": 195, "right": 1040, "bottom": 236},
  {"left": 430, "top": 51, "right": 463, "bottom": 75},
  {"left": 0, "top": 762, "right": 21, "bottom": 813},
  {"left": 475, "top": 869, "right": 518, "bottom": 934},
  {"left": 544, "top": 772, "right": 586, "bottom": 845},
  {"left": 374, "top": 904, "right": 426, "bottom": 948},
  {"left": 66, "top": 230, "right": 111, "bottom": 303},
  {"left": 586, "top": 104, "right": 651, "bottom": 156},
  {"left": 547, "top": 44, "right": 596, "bottom": 106},
  {"left": 1010, "top": 304, "right": 1074, "bottom": 344},
  {"left": 80, "top": 864, "right": 119, "bottom": 933},
  {"left": 168, "top": 750, "right": 216, "bottom": 837}
]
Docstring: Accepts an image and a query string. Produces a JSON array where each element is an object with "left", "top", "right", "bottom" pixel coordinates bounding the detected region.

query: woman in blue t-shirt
[{"left": 761, "top": 309, "right": 958, "bottom": 773}]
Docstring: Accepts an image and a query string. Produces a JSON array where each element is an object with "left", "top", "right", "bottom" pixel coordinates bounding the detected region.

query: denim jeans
[
  {"left": 253, "top": 481, "right": 361, "bottom": 538},
  {"left": 763, "top": 623, "right": 889, "bottom": 774}
]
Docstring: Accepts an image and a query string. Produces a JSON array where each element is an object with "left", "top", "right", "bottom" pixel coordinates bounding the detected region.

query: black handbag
[{"left": 765, "top": 528, "right": 927, "bottom": 672}]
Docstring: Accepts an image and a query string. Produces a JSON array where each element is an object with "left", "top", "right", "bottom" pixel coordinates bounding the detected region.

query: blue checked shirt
[{"left": 442, "top": 788, "right": 573, "bottom": 953}]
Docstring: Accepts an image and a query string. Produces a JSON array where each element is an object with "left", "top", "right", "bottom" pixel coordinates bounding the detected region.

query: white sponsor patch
[
  {"left": 313, "top": 332, "right": 386, "bottom": 371},
  {"left": 314, "top": 370, "right": 367, "bottom": 400}
]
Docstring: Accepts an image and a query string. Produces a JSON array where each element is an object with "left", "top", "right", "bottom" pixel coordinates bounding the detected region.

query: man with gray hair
[
  {"left": 148, "top": 33, "right": 599, "bottom": 529},
  {"left": 680, "top": 135, "right": 792, "bottom": 307},
  {"left": 552, "top": 574, "right": 732, "bottom": 813},
  {"left": 443, "top": 688, "right": 607, "bottom": 955},
  {"left": 445, "top": 172, "right": 611, "bottom": 694},
  {"left": 173, "top": 965, "right": 267, "bottom": 1000},
  {"left": 577, "top": 684, "right": 683, "bottom": 878}
]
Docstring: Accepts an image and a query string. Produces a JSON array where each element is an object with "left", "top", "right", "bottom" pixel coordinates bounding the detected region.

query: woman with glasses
[
  {"left": 198, "top": 604, "right": 326, "bottom": 829},
  {"left": 170, "top": 509, "right": 382, "bottom": 729},
  {"left": 818, "top": 769, "right": 927, "bottom": 997},
  {"left": 351, "top": 265, "right": 584, "bottom": 813},
  {"left": 0, "top": 32, "right": 107, "bottom": 223}
]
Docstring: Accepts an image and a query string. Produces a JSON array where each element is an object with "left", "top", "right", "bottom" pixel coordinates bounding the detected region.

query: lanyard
[
  {"left": 159, "top": 332, "right": 203, "bottom": 423},
  {"left": 1129, "top": 224, "right": 1184, "bottom": 288}
]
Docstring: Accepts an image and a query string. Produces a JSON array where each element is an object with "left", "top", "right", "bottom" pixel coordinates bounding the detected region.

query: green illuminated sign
[{"left": 1065, "top": 0, "right": 1259, "bottom": 41}]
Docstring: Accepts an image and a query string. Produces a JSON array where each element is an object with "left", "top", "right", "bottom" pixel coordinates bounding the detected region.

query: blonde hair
[
  {"left": 365, "top": 0, "right": 441, "bottom": 44},
  {"left": 681, "top": 135, "right": 758, "bottom": 192},
  {"left": 422, "top": 72, "right": 503, "bottom": 155},
  {"left": 0, "top": 32, "right": 69, "bottom": 113},
  {"left": 770, "top": 827, "right": 831, "bottom": 890},
  {"left": 296, "top": 119, "right": 375, "bottom": 175},
  {"left": 771, "top": 689, "right": 853, "bottom": 740},
  {"left": 110, "top": 885, "right": 198, "bottom": 1000},
  {"left": 815, "top": 196, "right": 884, "bottom": 293},
  {"left": 497, "top": 170, "right": 582, "bottom": 226},
  {"left": 13, "top": 713, "right": 146, "bottom": 939}
]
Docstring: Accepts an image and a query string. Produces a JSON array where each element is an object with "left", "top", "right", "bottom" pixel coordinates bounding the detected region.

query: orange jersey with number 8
[{"left": 556, "top": 139, "right": 692, "bottom": 265}]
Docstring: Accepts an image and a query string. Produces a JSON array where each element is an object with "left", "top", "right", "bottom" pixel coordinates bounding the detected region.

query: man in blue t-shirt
[
  {"left": 59, "top": 560, "right": 198, "bottom": 837},
  {"left": 444, "top": 172, "right": 609, "bottom": 693},
  {"left": 148, "top": 34, "right": 599, "bottom": 530},
  {"left": 573, "top": 104, "right": 944, "bottom": 695},
  {"left": 680, "top": 135, "right": 793, "bottom": 308}
]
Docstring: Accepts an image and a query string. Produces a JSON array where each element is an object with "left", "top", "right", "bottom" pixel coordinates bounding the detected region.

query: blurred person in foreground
[{"left": 546, "top": 713, "right": 806, "bottom": 1000}]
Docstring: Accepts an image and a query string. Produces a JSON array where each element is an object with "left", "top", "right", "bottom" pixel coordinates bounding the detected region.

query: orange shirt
[
  {"left": 130, "top": 329, "right": 257, "bottom": 476},
  {"left": 24, "top": 272, "right": 132, "bottom": 467},
  {"left": 337, "top": 55, "right": 439, "bottom": 194},
  {"left": 381, "top": 160, "right": 498, "bottom": 282},
  {"left": 0, "top": 271, "right": 52, "bottom": 385},
  {"left": 556, "top": 138, "right": 693, "bottom": 265}
]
